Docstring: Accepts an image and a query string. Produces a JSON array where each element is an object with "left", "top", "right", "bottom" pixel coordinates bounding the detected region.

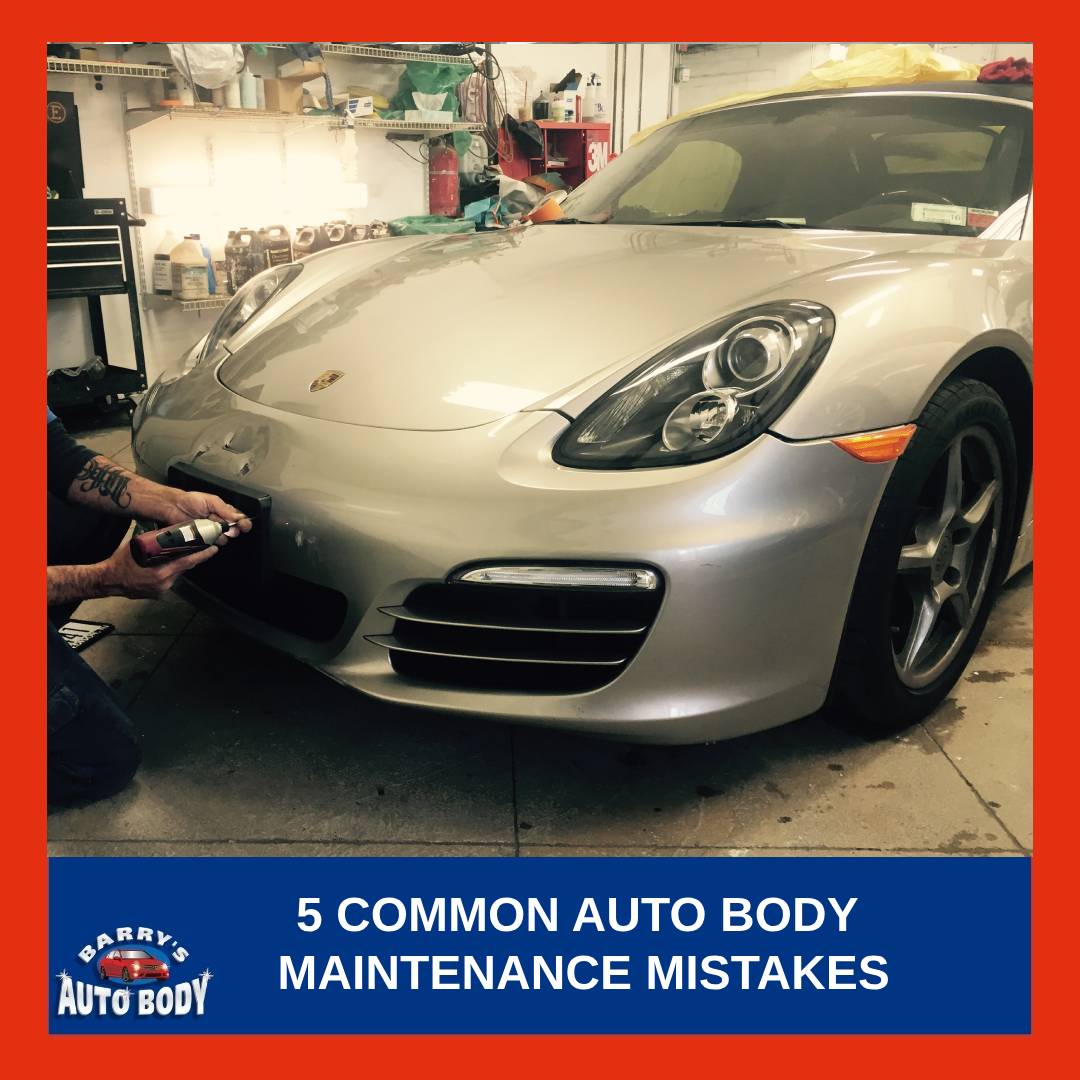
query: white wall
[{"left": 672, "top": 42, "right": 1033, "bottom": 114}]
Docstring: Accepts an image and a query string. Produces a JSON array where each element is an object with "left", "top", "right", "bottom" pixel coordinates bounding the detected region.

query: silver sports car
[{"left": 133, "top": 81, "right": 1032, "bottom": 743}]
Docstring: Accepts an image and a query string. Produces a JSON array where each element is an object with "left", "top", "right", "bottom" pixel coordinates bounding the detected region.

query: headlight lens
[
  {"left": 199, "top": 263, "right": 303, "bottom": 366},
  {"left": 554, "top": 301, "right": 835, "bottom": 468}
]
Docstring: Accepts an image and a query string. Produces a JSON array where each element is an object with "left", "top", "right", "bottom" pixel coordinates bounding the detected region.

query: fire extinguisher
[{"left": 428, "top": 138, "right": 460, "bottom": 218}]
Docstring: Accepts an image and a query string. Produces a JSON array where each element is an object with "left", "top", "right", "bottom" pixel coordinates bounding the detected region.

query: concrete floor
[{"left": 48, "top": 424, "right": 1032, "bottom": 858}]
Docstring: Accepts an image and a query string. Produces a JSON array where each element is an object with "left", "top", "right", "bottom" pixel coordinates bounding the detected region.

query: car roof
[{"left": 740, "top": 81, "right": 1033, "bottom": 106}]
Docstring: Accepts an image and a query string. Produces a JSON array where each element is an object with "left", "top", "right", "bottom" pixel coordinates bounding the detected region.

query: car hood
[{"left": 219, "top": 225, "right": 963, "bottom": 431}]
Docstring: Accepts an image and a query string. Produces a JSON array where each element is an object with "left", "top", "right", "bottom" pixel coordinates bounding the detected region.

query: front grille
[{"left": 366, "top": 576, "right": 663, "bottom": 693}]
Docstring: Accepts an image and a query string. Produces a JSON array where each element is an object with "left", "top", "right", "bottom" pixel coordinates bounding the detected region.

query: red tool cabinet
[{"left": 500, "top": 122, "right": 612, "bottom": 190}]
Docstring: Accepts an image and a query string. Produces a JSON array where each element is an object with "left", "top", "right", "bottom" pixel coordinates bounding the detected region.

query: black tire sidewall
[{"left": 833, "top": 377, "right": 1018, "bottom": 732}]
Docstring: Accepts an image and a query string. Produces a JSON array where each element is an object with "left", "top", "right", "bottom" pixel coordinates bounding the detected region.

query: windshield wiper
[{"left": 672, "top": 218, "right": 812, "bottom": 229}]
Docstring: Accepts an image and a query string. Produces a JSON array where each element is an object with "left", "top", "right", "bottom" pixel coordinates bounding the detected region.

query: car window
[
  {"left": 119, "top": 950, "right": 150, "bottom": 959},
  {"left": 876, "top": 128, "right": 996, "bottom": 174},
  {"left": 562, "top": 94, "right": 1032, "bottom": 236},
  {"left": 618, "top": 141, "right": 742, "bottom": 219}
]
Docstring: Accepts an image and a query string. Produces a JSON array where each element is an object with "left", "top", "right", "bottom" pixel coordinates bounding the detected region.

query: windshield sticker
[
  {"left": 966, "top": 207, "right": 1001, "bottom": 230},
  {"left": 911, "top": 202, "right": 968, "bottom": 227}
]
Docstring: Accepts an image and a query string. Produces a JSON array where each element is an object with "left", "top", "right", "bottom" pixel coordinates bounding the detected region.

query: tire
[
  {"left": 121, "top": 967, "right": 132, "bottom": 983},
  {"left": 830, "top": 376, "right": 1018, "bottom": 734},
  {"left": 99, "top": 966, "right": 108, "bottom": 981}
]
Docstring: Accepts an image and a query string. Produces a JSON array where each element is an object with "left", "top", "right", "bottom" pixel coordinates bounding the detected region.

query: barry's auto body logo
[{"left": 55, "top": 925, "right": 212, "bottom": 1018}]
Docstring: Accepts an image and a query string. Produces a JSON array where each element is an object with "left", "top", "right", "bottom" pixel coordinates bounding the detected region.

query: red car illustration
[{"left": 97, "top": 949, "right": 170, "bottom": 983}]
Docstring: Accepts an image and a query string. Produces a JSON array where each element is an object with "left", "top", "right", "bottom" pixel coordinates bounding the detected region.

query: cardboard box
[
  {"left": 345, "top": 96, "right": 374, "bottom": 118},
  {"left": 263, "top": 78, "right": 304, "bottom": 114},
  {"left": 277, "top": 58, "right": 326, "bottom": 80}
]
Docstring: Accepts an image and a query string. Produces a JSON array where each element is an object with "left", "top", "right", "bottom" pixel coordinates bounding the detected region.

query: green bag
[
  {"left": 388, "top": 215, "right": 475, "bottom": 236},
  {"left": 390, "top": 61, "right": 473, "bottom": 118}
]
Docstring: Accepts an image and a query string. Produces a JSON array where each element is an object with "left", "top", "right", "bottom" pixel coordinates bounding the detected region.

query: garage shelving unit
[
  {"left": 263, "top": 43, "right": 476, "bottom": 66},
  {"left": 142, "top": 293, "right": 230, "bottom": 313},
  {"left": 47, "top": 56, "right": 172, "bottom": 79},
  {"left": 123, "top": 104, "right": 483, "bottom": 136}
]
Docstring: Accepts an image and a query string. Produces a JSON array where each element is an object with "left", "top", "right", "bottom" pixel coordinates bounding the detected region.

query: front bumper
[{"left": 134, "top": 371, "right": 892, "bottom": 743}]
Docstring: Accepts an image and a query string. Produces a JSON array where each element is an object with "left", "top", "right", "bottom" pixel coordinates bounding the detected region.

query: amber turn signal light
[{"left": 832, "top": 423, "right": 917, "bottom": 463}]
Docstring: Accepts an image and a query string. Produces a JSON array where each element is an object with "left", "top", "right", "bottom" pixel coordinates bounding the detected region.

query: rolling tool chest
[{"left": 46, "top": 196, "right": 148, "bottom": 413}]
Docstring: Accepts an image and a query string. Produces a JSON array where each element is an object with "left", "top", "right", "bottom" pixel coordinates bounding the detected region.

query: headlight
[
  {"left": 554, "top": 301, "right": 835, "bottom": 469},
  {"left": 199, "top": 263, "right": 303, "bottom": 366}
]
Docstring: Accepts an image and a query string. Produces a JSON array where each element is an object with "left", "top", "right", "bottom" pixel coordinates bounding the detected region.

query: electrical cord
[
  {"left": 464, "top": 49, "right": 513, "bottom": 163},
  {"left": 387, "top": 138, "right": 430, "bottom": 165}
]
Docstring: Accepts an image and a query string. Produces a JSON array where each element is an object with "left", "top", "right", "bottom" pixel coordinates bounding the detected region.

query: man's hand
[
  {"left": 98, "top": 530, "right": 222, "bottom": 598},
  {"left": 47, "top": 523, "right": 240, "bottom": 608},
  {"left": 150, "top": 489, "right": 253, "bottom": 539}
]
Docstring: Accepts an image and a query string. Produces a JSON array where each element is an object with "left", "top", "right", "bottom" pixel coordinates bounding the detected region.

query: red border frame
[{"left": 13, "top": 11, "right": 1064, "bottom": 1069}]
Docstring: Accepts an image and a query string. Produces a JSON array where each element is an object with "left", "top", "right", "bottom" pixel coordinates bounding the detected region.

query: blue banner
[{"left": 49, "top": 856, "right": 1029, "bottom": 1035}]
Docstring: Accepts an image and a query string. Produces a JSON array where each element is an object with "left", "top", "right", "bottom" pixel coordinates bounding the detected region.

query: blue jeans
[
  {"left": 48, "top": 623, "right": 140, "bottom": 805},
  {"left": 47, "top": 495, "right": 139, "bottom": 805}
]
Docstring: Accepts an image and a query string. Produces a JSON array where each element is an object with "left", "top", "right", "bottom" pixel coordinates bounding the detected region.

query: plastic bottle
[
  {"left": 170, "top": 235, "right": 210, "bottom": 300},
  {"left": 211, "top": 87, "right": 225, "bottom": 107},
  {"left": 190, "top": 234, "right": 216, "bottom": 294},
  {"left": 152, "top": 230, "right": 178, "bottom": 295},
  {"left": 583, "top": 74, "right": 605, "bottom": 121},
  {"left": 293, "top": 225, "right": 327, "bottom": 259},
  {"left": 225, "top": 228, "right": 257, "bottom": 292},
  {"left": 532, "top": 91, "right": 549, "bottom": 121},
  {"left": 255, "top": 75, "right": 266, "bottom": 110},
  {"left": 255, "top": 225, "right": 293, "bottom": 268},
  {"left": 178, "top": 78, "right": 195, "bottom": 108},
  {"left": 211, "top": 243, "right": 229, "bottom": 294},
  {"left": 240, "top": 69, "right": 257, "bottom": 110},
  {"left": 224, "top": 77, "right": 241, "bottom": 109}
]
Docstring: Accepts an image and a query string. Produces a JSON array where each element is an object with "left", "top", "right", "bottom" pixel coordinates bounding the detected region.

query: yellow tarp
[{"left": 633, "top": 44, "right": 981, "bottom": 145}]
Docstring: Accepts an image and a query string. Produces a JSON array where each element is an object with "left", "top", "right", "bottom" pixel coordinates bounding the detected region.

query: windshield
[
  {"left": 561, "top": 93, "right": 1032, "bottom": 236},
  {"left": 119, "top": 951, "right": 152, "bottom": 959}
]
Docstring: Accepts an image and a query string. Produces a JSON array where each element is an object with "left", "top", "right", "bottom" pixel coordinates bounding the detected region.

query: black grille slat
[
  {"left": 367, "top": 632, "right": 629, "bottom": 665},
  {"left": 371, "top": 576, "right": 662, "bottom": 694},
  {"left": 378, "top": 604, "right": 648, "bottom": 635}
]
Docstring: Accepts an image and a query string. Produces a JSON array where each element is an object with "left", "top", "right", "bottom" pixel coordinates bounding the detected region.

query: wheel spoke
[
  {"left": 898, "top": 540, "right": 934, "bottom": 572},
  {"left": 940, "top": 438, "right": 964, "bottom": 524},
  {"left": 897, "top": 591, "right": 942, "bottom": 674},
  {"left": 948, "top": 587, "right": 973, "bottom": 629},
  {"left": 960, "top": 478, "right": 999, "bottom": 529}
]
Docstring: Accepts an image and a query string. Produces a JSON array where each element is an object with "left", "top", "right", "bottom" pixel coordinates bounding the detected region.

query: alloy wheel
[{"left": 891, "top": 425, "right": 1003, "bottom": 689}]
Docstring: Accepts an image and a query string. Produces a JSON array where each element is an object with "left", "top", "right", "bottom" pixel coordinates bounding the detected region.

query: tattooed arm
[
  {"left": 66, "top": 454, "right": 252, "bottom": 536},
  {"left": 67, "top": 454, "right": 167, "bottom": 518},
  {"left": 48, "top": 414, "right": 251, "bottom": 533}
]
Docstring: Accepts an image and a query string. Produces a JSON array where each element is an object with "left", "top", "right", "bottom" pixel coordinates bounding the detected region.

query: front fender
[{"left": 770, "top": 243, "right": 1032, "bottom": 440}]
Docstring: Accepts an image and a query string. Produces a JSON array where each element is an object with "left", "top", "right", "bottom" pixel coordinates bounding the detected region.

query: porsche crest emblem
[{"left": 309, "top": 370, "right": 345, "bottom": 393}]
